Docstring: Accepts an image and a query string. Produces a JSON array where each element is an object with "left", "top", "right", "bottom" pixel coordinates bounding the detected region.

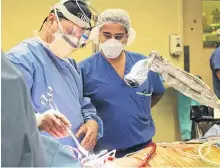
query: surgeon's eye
[
  {"left": 66, "top": 28, "right": 76, "bottom": 35},
  {"left": 115, "top": 35, "right": 125, "bottom": 41},
  {"left": 102, "top": 33, "right": 112, "bottom": 39}
]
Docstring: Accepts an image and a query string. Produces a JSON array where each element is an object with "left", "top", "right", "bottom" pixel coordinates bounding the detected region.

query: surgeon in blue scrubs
[
  {"left": 79, "top": 9, "right": 165, "bottom": 157},
  {"left": 6, "top": 0, "right": 103, "bottom": 150},
  {"left": 210, "top": 46, "right": 220, "bottom": 99}
]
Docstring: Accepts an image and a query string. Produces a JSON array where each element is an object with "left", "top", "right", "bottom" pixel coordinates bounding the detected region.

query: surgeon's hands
[
  {"left": 36, "top": 109, "right": 72, "bottom": 138},
  {"left": 76, "top": 120, "right": 98, "bottom": 150}
]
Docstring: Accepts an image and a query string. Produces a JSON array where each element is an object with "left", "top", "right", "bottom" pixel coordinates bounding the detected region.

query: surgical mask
[
  {"left": 99, "top": 39, "right": 125, "bottom": 59},
  {"left": 48, "top": 32, "right": 79, "bottom": 58}
]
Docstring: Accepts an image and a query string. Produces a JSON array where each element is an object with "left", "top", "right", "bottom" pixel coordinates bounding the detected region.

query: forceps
[{"left": 40, "top": 86, "right": 88, "bottom": 157}]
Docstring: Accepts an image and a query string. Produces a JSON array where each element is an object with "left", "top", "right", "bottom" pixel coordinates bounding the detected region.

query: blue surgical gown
[
  {"left": 210, "top": 46, "right": 220, "bottom": 99},
  {"left": 1, "top": 52, "right": 47, "bottom": 167},
  {"left": 79, "top": 51, "right": 165, "bottom": 152},
  {"left": 6, "top": 38, "right": 103, "bottom": 148}
]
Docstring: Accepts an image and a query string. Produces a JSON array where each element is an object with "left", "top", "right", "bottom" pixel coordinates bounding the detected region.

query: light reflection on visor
[{"left": 62, "top": 34, "right": 79, "bottom": 48}]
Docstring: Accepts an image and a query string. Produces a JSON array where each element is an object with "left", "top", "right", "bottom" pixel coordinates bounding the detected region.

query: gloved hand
[
  {"left": 36, "top": 109, "right": 72, "bottom": 138},
  {"left": 76, "top": 120, "right": 98, "bottom": 150}
]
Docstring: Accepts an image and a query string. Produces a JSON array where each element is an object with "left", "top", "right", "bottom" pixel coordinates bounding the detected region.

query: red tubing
[{"left": 137, "top": 142, "right": 157, "bottom": 168}]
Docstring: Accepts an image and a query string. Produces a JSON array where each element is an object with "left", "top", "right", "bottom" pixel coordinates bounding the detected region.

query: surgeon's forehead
[{"left": 100, "top": 23, "right": 127, "bottom": 34}]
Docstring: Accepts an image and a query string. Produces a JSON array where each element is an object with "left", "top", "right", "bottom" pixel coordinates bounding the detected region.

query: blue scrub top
[
  {"left": 210, "top": 47, "right": 220, "bottom": 99},
  {"left": 6, "top": 38, "right": 103, "bottom": 148},
  {"left": 79, "top": 51, "right": 165, "bottom": 151}
]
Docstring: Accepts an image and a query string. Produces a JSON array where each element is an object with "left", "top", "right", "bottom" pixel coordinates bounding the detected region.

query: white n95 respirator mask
[
  {"left": 100, "top": 39, "right": 125, "bottom": 59},
  {"left": 49, "top": 32, "right": 79, "bottom": 58}
]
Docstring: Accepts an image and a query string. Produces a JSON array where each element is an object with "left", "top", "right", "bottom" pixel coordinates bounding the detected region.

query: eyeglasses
[{"left": 102, "top": 32, "right": 127, "bottom": 41}]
